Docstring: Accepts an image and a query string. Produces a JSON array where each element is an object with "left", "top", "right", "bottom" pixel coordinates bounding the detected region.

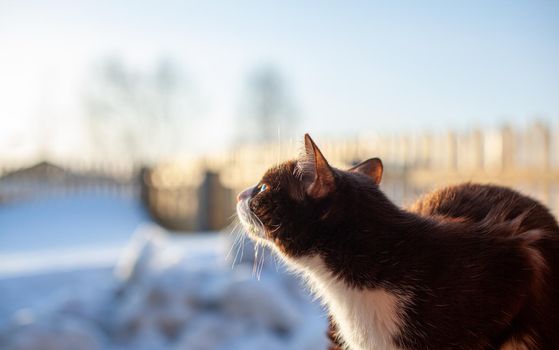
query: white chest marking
[{"left": 290, "top": 255, "right": 407, "bottom": 350}]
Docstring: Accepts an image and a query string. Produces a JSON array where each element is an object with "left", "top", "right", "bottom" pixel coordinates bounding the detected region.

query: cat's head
[{"left": 236, "top": 134, "right": 384, "bottom": 259}]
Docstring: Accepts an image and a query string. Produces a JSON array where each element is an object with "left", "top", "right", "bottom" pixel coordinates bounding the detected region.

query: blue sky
[{"left": 0, "top": 0, "right": 558, "bottom": 161}]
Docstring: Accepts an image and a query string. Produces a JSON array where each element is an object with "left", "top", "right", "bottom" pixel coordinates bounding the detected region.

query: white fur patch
[{"left": 289, "top": 255, "right": 407, "bottom": 350}]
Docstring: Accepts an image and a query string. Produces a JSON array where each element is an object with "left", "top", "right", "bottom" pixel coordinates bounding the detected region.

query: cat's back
[
  {"left": 409, "top": 183, "right": 559, "bottom": 349},
  {"left": 409, "top": 182, "right": 559, "bottom": 234}
]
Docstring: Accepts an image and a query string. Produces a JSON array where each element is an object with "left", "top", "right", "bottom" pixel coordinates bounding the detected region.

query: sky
[{"left": 0, "top": 0, "right": 558, "bottom": 163}]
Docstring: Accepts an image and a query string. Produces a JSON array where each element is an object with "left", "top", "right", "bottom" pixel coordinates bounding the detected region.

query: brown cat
[{"left": 236, "top": 134, "right": 559, "bottom": 350}]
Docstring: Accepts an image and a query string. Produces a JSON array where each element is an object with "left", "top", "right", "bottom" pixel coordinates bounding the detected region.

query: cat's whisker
[
  {"left": 239, "top": 233, "right": 246, "bottom": 263},
  {"left": 227, "top": 221, "right": 240, "bottom": 237},
  {"left": 252, "top": 241, "right": 260, "bottom": 277},
  {"left": 260, "top": 248, "right": 265, "bottom": 279},
  {"left": 272, "top": 250, "right": 282, "bottom": 272},
  {"left": 225, "top": 231, "right": 238, "bottom": 262},
  {"left": 231, "top": 231, "right": 244, "bottom": 269},
  {"left": 223, "top": 221, "right": 237, "bottom": 236},
  {"left": 227, "top": 217, "right": 251, "bottom": 270},
  {"left": 269, "top": 224, "right": 282, "bottom": 234},
  {"left": 256, "top": 246, "right": 266, "bottom": 280},
  {"left": 230, "top": 240, "right": 243, "bottom": 268},
  {"left": 226, "top": 221, "right": 242, "bottom": 246},
  {"left": 225, "top": 223, "right": 242, "bottom": 264},
  {"left": 251, "top": 211, "right": 265, "bottom": 235}
]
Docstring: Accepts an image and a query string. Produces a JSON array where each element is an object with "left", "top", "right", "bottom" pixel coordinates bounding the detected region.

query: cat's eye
[{"left": 258, "top": 183, "right": 268, "bottom": 193}]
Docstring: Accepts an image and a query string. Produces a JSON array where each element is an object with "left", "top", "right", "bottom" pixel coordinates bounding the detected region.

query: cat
[{"left": 236, "top": 134, "right": 559, "bottom": 350}]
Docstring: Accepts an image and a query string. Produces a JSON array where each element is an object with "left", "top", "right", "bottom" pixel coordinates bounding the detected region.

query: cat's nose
[{"left": 237, "top": 187, "right": 254, "bottom": 202}]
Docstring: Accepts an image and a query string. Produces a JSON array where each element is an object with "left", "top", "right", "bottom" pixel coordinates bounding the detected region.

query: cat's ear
[
  {"left": 298, "top": 134, "right": 335, "bottom": 198},
  {"left": 349, "top": 158, "right": 383, "bottom": 185}
]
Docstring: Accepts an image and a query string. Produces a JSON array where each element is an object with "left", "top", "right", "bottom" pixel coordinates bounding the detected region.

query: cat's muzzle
[{"left": 236, "top": 199, "right": 266, "bottom": 240}]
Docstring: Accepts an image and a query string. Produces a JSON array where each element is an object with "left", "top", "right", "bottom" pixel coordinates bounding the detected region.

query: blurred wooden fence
[{"left": 0, "top": 161, "right": 138, "bottom": 204}]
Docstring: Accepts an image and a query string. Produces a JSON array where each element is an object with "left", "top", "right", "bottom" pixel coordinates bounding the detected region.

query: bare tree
[
  {"left": 84, "top": 57, "right": 191, "bottom": 164},
  {"left": 238, "top": 65, "right": 297, "bottom": 144}
]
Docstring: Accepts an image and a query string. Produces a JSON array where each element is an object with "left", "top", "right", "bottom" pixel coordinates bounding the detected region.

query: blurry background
[{"left": 0, "top": 1, "right": 558, "bottom": 349}]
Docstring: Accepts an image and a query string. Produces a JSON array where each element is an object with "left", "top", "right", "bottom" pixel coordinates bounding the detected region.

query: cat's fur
[{"left": 236, "top": 134, "right": 559, "bottom": 350}]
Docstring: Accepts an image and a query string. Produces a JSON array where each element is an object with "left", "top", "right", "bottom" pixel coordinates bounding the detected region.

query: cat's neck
[{"left": 303, "top": 192, "right": 485, "bottom": 290}]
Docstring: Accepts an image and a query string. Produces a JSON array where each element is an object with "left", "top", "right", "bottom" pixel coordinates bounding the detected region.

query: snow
[
  {"left": 0, "top": 194, "right": 148, "bottom": 253},
  {"left": 0, "top": 195, "right": 328, "bottom": 349},
  {"left": 0, "top": 194, "right": 149, "bottom": 277}
]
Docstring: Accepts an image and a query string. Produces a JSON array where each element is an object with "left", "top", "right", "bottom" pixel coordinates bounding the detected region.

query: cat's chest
[
  {"left": 294, "top": 256, "right": 407, "bottom": 350},
  {"left": 328, "top": 289, "right": 405, "bottom": 350}
]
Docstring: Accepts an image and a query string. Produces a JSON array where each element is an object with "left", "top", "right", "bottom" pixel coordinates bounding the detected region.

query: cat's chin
[
  {"left": 244, "top": 226, "right": 268, "bottom": 243},
  {"left": 240, "top": 224, "right": 279, "bottom": 253}
]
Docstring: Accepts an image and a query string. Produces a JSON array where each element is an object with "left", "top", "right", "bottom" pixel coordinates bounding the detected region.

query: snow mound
[{"left": 0, "top": 226, "right": 328, "bottom": 350}]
